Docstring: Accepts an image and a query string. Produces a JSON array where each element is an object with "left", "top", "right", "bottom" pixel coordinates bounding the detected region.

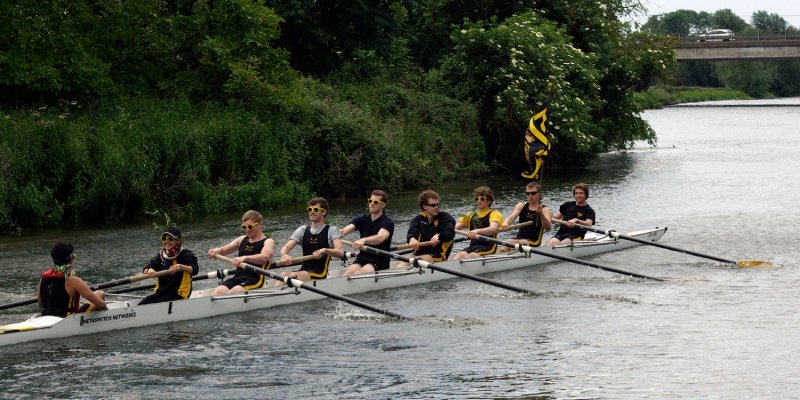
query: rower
[
  {"left": 395, "top": 189, "right": 456, "bottom": 267},
  {"left": 138, "top": 227, "right": 199, "bottom": 304},
  {"left": 37, "top": 241, "right": 107, "bottom": 317},
  {"left": 546, "top": 183, "right": 595, "bottom": 246},
  {"left": 207, "top": 210, "right": 276, "bottom": 295},
  {"left": 501, "top": 182, "right": 552, "bottom": 247},
  {"left": 274, "top": 197, "right": 344, "bottom": 285},
  {"left": 452, "top": 186, "right": 504, "bottom": 260},
  {"left": 340, "top": 190, "right": 395, "bottom": 276}
]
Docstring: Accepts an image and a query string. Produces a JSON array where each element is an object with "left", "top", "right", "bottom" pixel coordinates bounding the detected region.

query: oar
[
  {"left": 342, "top": 240, "right": 540, "bottom": 295},
  {"left": 276, "top": 254, "right": 316, "bottom": 267},
  {"left": 213, "top": 254, "right": 408, "bottom": 320},
  {"left": 551, "top": 218, "right": 771, "bottom": 268},
  {"left": 455, "top": 229, "right": 663, "bottom": 281},
  {"left": 504, "top": 221, "right": 535, "bottom": 231},
  {"left": 390, "top": 240, "right": 435, "bottom": 251},
  {"left": 0, "top": 269, "right": 186, "bottom": 311}
]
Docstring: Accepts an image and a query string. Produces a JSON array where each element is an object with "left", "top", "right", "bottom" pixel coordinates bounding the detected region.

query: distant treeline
[
  {"left": 642, "top": 9, "right": 800, "bottom": 98},
  {"left": 0, "top": 0, "right": 673, "bottom": 229}
]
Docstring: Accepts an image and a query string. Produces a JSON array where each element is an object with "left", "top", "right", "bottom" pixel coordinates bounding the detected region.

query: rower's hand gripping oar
[
  {"left": 342, "top": 240, "right": 540, "bottom": 296},
  {"left": 0, "top": 269, "right": 196, "bottom": 311},
  {"left": 213, "top": 254, "right": 409, "bottom": 320},
  {"left": 455, "top": 229, "right": 664, "bottom": 281},
  {"left": 551, "top": 218, "right": 771, "bottom": 268},
  {"left": 105, "top": 268, "right": 237, "bottom": 295}
]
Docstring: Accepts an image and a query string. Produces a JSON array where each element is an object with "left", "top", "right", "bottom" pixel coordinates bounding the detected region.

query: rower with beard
[{"left": 138, "top": 227, "right": 199, "bottom": 305}]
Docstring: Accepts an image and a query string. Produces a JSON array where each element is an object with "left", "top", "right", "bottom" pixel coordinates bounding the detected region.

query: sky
[{"left": 635, "top": 0, "right": 800, "bottom": 29}]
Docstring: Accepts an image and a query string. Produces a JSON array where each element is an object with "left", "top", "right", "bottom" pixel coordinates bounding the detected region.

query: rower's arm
[
  {"left": 208, "top": 236, "right": 243, "bottom": 258},
  {"left": 325, "top": 238, "right": 345, "bottom": 259},
  {"left": 71, "top": 277, "right": 107, "bottom": 311},
  {"left": 339, "top": 224, "right": 356, "bottom": 237},
  {"left": 502, "top": 203, "right": 525, "bottom": 231},
  {"left": 541, "top": 207, "right": 553, "bottom": 231},
  {"left": 362, "top": 228, "right": 391, "bottom": 246},
  {"left": 240, "top": 238, "right": 275, "bottom": 266},
  {"left": 279, "top": 240, "right": 298, "bottom": 258}
]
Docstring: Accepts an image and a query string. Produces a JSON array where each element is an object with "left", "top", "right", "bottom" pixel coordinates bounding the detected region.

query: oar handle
[
  {"left": 277, "top": 254, "right": 317, "bottom": 267},
  {"left": 90, "top": 269, "right": 176, "bottom": 291},
  {"left": 390, "top": 240, "right": 435, "bottom": 251},
  {"left": 454, "top": 230, "right": 663, "bottom": 281},
  {"left": 551, "top": 218, "right": 738, "bottom": 265},
  {"left": 106, "top": 269, "right": 236, "bottom": 295},
  {"left": 503, "top": 220, "right": 534, "bottom": 231},
  {"left": 213, "top": 254, "right": 408, "bottom": 320}
]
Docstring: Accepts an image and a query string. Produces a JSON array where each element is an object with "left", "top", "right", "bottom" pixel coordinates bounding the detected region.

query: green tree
[
  {"left": 641, "top": 9, "right": 712, "bottom": 36},
  {"left": 0, "top": 0, "right": 113, "bottom": 102},
  {"left": 266, "top": 0, "right": 407, "bottom": 76},
  {"left": 710, "top": 9, "right": 748, "bottom": 32},
  {"left": 715, "top": 61, "right": 776, "bottom": 97},
  {"left": 751, "top": 11, "right": 789, "bottom": 33}
]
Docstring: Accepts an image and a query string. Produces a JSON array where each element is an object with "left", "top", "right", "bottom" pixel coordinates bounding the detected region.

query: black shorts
[
  {"left": 138, "top": 293, "right": 185, "bottom": 305},
  {"left": 460, "top": 244, "right": 497, "bottom": 256},
  {"left": 414, "top": 247, "right": 448, "bottom": 261},
  {"left": 353, "top": 255, "right": 390, "bottom": 271},
  {"left": 221, "top": 271, "right": 266, "bottom": 290},
  {"left": 554, "top": 232, "right": 584, "bottom": 241},
  {"left": 298, "top": 263, "right": 328, "bottom": 279}
]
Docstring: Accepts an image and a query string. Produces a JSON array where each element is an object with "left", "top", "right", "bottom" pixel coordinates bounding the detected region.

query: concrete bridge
[{"left": 674, "top": 36, "right": 800, "bottom": 61}]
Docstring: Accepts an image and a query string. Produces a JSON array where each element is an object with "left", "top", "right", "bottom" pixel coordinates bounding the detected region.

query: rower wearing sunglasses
[
  {"left": 208, "top": 210, "right": 276, "bottom": 295},
  {"left": 501, "top": 182, "right": 553, "bottom": 247},
  {"left": 274, "top": 197, "right": 344, "bottom": 285},
  {"left": 453, "top": 186, "right": 504, "bottom": 260},
  {"left": 395, "top": 190, "right": 456, "bottom": 267},
  {"left": 138, "top": 226, "right": 199, "bottom": 305},
  {"left": 340, "top": 190, "right": 395, "bottom": 276}
]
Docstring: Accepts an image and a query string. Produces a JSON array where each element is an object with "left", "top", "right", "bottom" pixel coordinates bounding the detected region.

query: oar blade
[{"left": 736, "top": 260, "right": 772, "bottom": 268}]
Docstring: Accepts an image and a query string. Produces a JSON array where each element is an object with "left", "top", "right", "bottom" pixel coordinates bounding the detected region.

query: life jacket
[{"left": 39, "top": 269, "right": 80, "bottom": 317}]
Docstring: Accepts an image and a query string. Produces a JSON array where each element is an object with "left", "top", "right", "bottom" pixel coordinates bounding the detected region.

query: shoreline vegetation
[
  {"left": 1, "top": 1, "right": 677, "bottom": 230},
  {"left": 634, "top": 86, "right": 752, "bottom": 109}
]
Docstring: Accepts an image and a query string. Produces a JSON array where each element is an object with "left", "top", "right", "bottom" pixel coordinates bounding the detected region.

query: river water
[{"left": 0, "top": 99, "right": 798, "bottom": 398}]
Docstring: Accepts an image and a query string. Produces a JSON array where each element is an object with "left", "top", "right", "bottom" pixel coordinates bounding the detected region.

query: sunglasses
[
  {"left": 307, "top": 206, "right": 326, "bottom": 213},
  {"left": 367, "top": 199, "right": 385, "bottom": 205},
  {"left": 426, "top": 203, "right": 440, "bottom": 208},
  {"left": 525, "top": 191, "right": 539, "bottom": 196},
  {"left": 241, "top": 222, "right": 260, "bottom": 230},
  {"left": 161, "top": 234, "right": 177, "bottom": 242},
  {"left": 474, "top": 196, "right": 488, "bottom": 202}
]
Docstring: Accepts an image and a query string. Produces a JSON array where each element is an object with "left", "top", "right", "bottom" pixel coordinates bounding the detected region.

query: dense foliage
[{"left": 1, "top": 0, "right": 672, "bottom": 229}]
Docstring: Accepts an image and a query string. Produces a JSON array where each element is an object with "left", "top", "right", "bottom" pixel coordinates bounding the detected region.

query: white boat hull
[{"left": 0, "top": 227, "right": 666, "bottom": 346}]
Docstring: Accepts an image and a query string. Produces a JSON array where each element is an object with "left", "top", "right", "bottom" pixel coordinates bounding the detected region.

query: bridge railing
[{"left": 673, "top": 33, "right": 800, "bottom": 42}]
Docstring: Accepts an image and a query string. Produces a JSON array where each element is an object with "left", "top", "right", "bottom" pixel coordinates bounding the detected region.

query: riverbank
[{"left": 634, "top": 86, "right": 751, "bottom": 109}]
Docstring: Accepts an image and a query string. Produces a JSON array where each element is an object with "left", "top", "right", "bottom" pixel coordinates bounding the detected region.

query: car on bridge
[{"left": 698, "top": 29, "right": 735, "bottom": 42}]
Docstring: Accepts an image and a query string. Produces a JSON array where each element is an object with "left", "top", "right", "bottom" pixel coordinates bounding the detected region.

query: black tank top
[
  {"left": 516, "top": 202, "right": 546, "bottom": 246},
  {"left": 300, "top": 225, "right": 331, "bottom": 278}
]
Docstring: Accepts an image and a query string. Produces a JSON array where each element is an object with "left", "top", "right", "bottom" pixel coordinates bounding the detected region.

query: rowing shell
[{"left": 0, "top": 227, "right": 667, "bottom": 347}]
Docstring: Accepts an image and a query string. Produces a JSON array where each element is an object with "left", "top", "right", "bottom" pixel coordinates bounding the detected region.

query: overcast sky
[{"left": 636, "top": 0, "right": 800, "bottom": 29}]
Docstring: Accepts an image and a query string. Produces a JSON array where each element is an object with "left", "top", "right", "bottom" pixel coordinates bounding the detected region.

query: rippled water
[{"left": 1, "top": 100, "right": 798, "bottom": 398}]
